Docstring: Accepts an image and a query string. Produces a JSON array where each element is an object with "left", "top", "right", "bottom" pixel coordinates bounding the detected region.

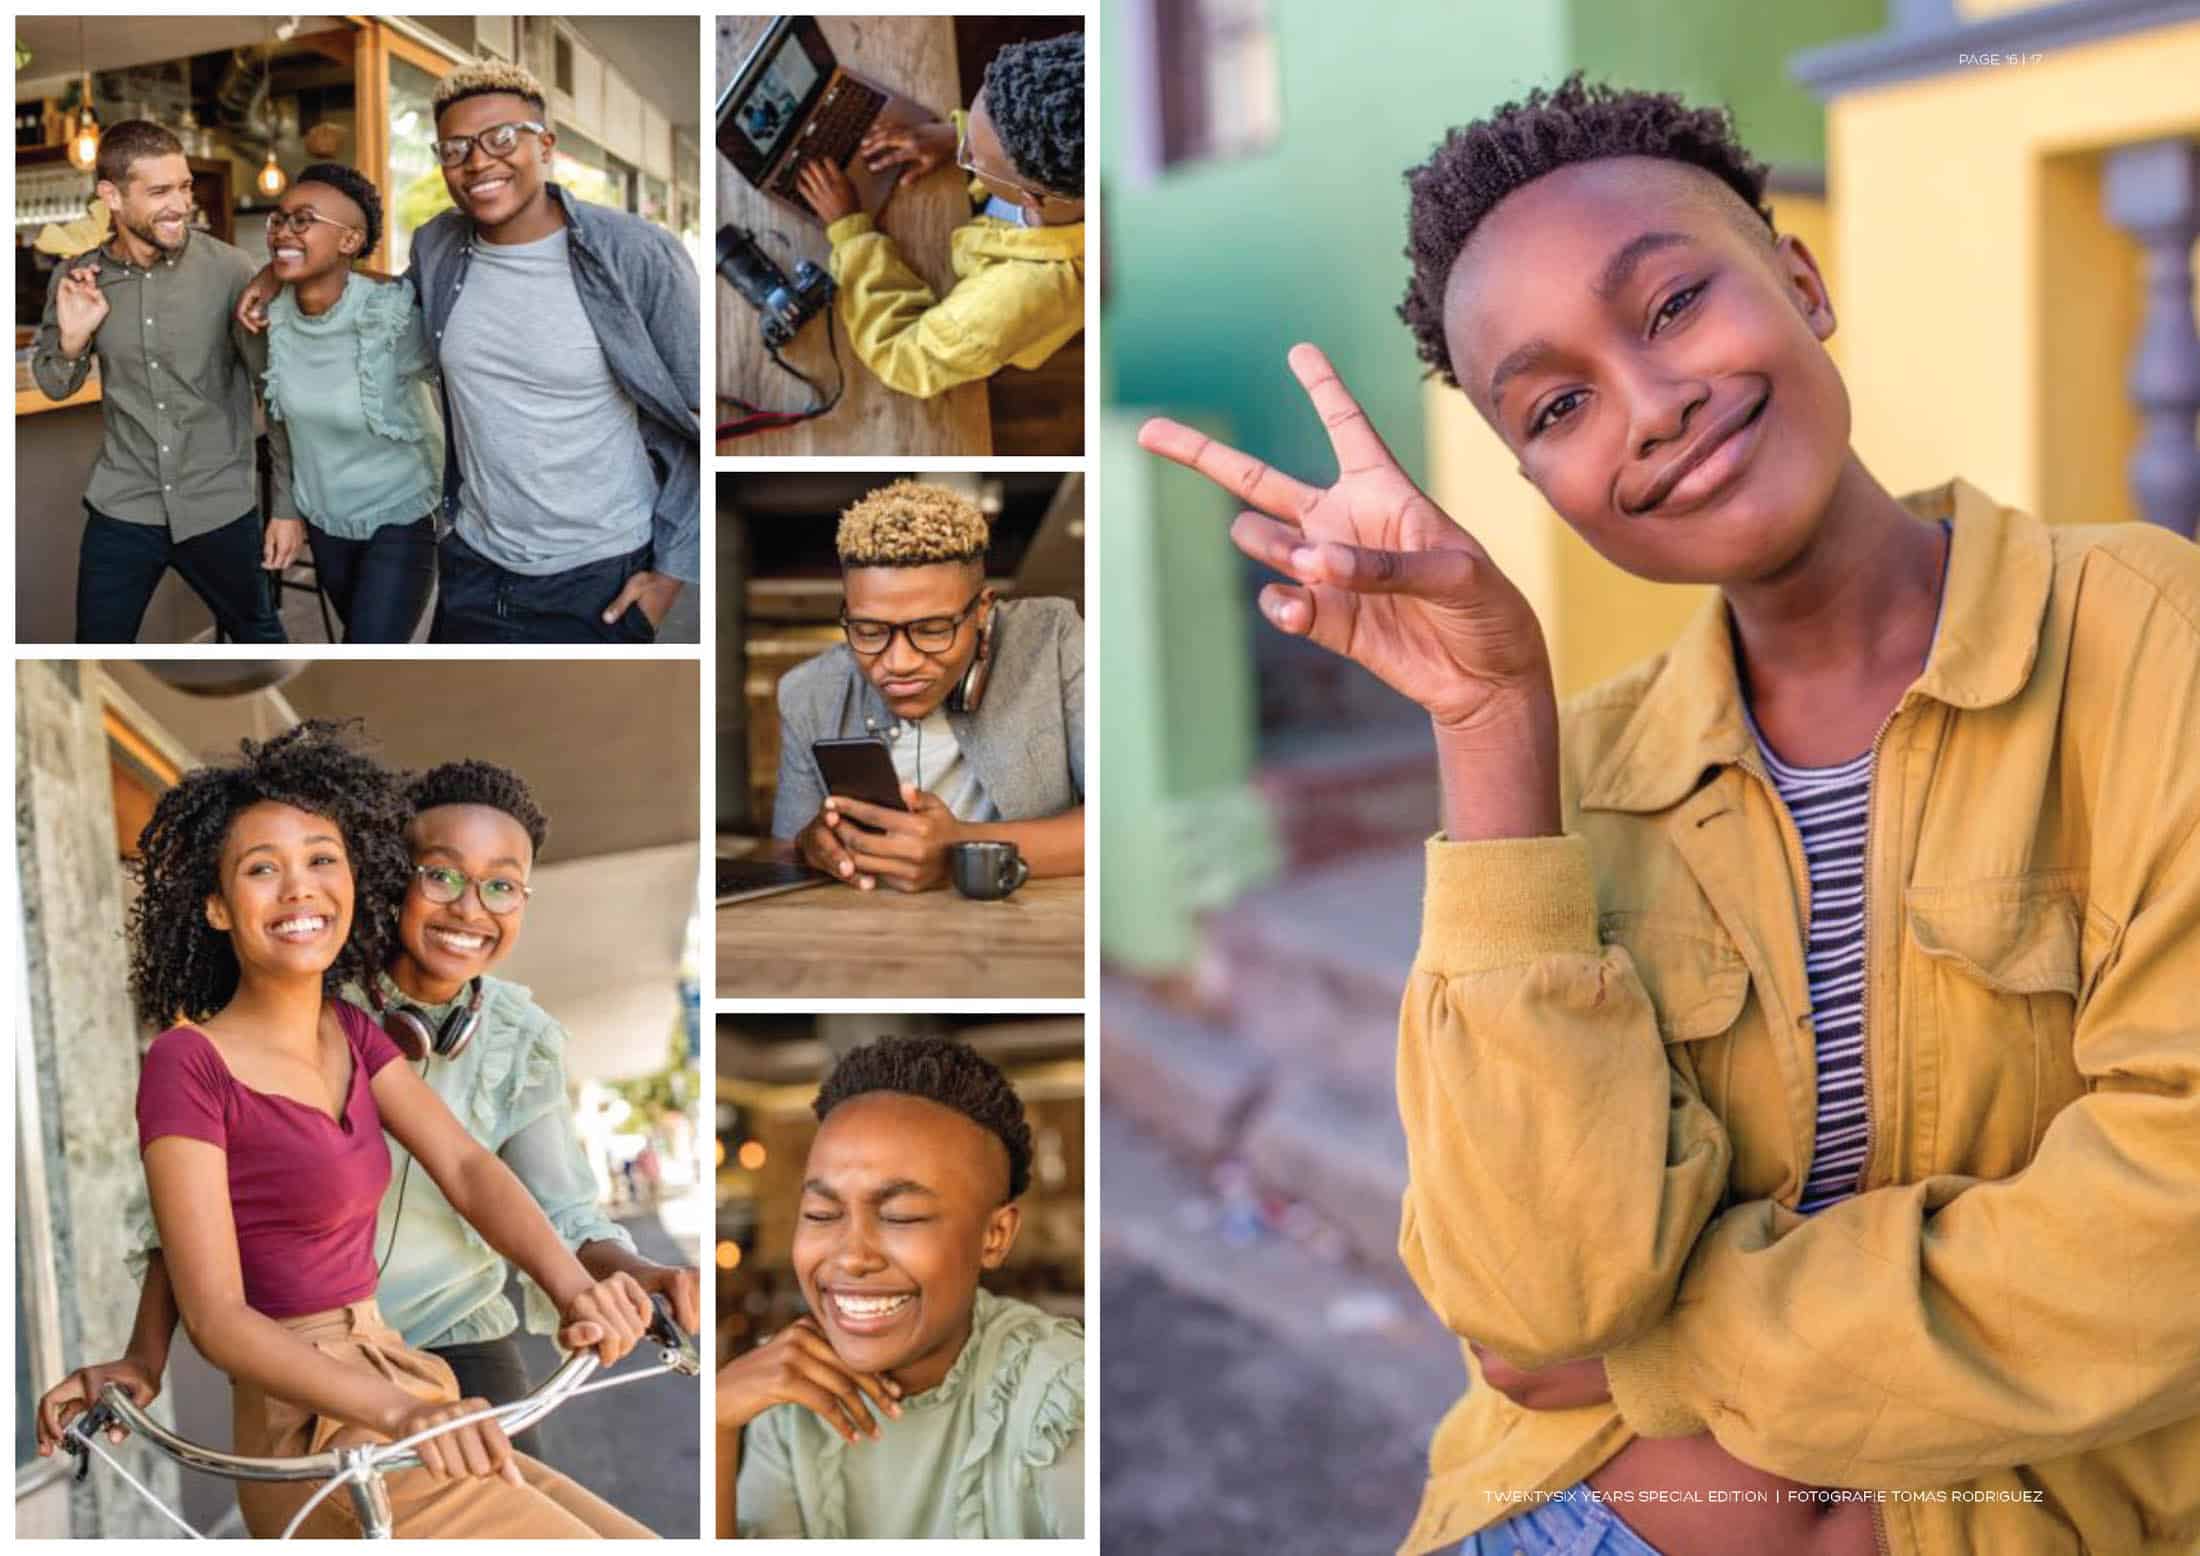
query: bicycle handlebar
[{"left": 73, "top": 1298, "right": 698, "bottom": 1485}]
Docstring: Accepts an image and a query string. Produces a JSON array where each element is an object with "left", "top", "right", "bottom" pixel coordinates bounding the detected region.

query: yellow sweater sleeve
[
  {"left": 1398, "top": 833, "right": 1732, "bottom": 1368},
  {"left": 1604, "top": 551, "right": 2200, "bottom": 1486},
  {"left": 824, "top": 213, "right": 1069, "bottom": 400}
]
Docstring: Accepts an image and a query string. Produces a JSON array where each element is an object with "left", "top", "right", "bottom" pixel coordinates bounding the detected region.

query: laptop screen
[
  {"left": 734, "top": 32, "right": 819, "bottom": 162},
  {"left": 716, "top": 17, "right": 837, "bottom": 185}
]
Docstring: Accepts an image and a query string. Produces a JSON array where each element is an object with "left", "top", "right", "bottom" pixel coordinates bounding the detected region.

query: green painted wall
[{"left": 1564, "top": 0, "right": 1885, "bottom": 170}]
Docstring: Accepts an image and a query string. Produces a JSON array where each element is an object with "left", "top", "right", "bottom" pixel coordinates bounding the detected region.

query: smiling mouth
[
  {"left": 271, "top": 245, "right": 306, "bottom": 263},
  {"left": 465, "top": 176, "right": 513, "bottom": 200},
  {"left": 269, "top": 914, "right": 331, "bottom": 942},
  {"left": 1629, "top": 391, "right": 1769, "bottom": 515},
  {"left": 425, "top": 924, "right": 495, "bottom": 957},
  {"left": 825, "top": 1290, "right": 915, "bottom": 1331}
]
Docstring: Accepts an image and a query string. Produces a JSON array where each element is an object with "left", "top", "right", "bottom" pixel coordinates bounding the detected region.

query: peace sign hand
[{"left": 1138, "top": 344, "right": 1555, "bottom": 731}]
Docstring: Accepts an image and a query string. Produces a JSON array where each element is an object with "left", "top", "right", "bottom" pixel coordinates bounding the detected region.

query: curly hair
[
  {"left": 814, "top": 1036, "right": 1034, "bottom": 1201},
  {"left": 128, "top": 720, "right": 411, "bottom": 1028},
  {"left": 403, "top": 759, "right": 550, "bottom": 856},
  {"left": 293, "top": 162, "right": 384, "bottom": 257},
  {"left": 432, "top": 59, "right": 549, "bottom": 125},
  {"left": 836, "top": 480, "right": 990, "bottom": 568},
  {"left": 1398, "top": 73, "right": 1774, "bottom": 389},
  {"left": 981, "top": 33, "right": 1082, "bottom": 198}
]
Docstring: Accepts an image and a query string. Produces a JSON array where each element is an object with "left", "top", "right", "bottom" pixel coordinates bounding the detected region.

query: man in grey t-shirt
[{"left": 419, "top": 62, "right": 697, "bottom": 643}]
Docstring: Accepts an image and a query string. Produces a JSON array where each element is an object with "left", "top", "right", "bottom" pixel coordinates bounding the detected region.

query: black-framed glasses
[
  {"left": 955, "top": 118, "right": 1055, "bottom": 203},
  {"left": 266, "top": 206, "right": 360, "bottom": 238},
  {"left": 841, "top": 590, "right": 985, "bottom": 655},
  {"left": 412, "top": 864, "right": 532, "bottom": 915},
  {"left": 429, "top": 119, "right": 548, "bottom": 169}
]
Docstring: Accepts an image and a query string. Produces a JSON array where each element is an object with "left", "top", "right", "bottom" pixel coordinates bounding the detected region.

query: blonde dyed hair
[
  {"left": 836, "top": 481, "right": 990, "bottom": 567},
  {"left": 432, "top": 60, "right": 549, "bottom": 121}
]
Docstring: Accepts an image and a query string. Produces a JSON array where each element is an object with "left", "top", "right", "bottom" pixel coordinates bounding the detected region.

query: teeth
[
  {"left": 429, "top": 927, "right": 490, "bottom": 952},
  {"left": 832, "top": 1292, "right": 912, "bottom": 1319},
  {"left": 272, "top": 916, "right": 327, "bottom": 936}
]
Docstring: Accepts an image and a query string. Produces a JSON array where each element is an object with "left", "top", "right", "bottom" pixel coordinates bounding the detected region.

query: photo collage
[{"left": 15, "top": 3, "right": 2200, "bottom": 1554}]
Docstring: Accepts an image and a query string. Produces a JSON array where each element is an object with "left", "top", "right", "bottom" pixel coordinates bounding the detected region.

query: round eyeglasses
[
  {"left": 412, "top": 864, "right": 532, "bottom": 915},
  {"left": 265, "top": 206, "right": 360, "bottom": 238}
]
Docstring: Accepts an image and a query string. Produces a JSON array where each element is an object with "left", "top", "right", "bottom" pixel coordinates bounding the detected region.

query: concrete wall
[{"left": 15, "top": 662, "right": 186, "bottom": 1536}]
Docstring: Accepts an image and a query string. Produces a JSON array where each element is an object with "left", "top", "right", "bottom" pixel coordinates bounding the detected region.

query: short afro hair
[
  {"left": 96, "top": 120, "right": 184, "bottom": 191},
  {"left": 814, "top": 1036, "right": 1034, "bottom": 1202},
  {"left": 403, "top": 760, "right": 550, "bottom": 856},
  {"left": 294, "top": 162, "right": 384, "bottom": 257},
  {"left": 981, "top": 33, "right": 1082, "bottom": 198},
  {"left": 128, "top": 720, "right": 410, "bottom": 1028},
  {"left": 1399, "top": 73, "right": 1774, "bottom": 389},
  {"left": 836, "top": 480, "right": 990, "bottom": 568},
  {"left": 433, "top": 60, "right": 549, "bottom": 126}
]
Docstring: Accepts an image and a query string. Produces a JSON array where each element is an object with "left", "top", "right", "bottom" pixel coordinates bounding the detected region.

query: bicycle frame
[{"left": 65, "top": 1312, "right": 698, "bottom": 1540}]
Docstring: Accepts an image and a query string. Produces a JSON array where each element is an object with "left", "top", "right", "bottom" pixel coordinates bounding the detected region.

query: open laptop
[
  {"left": 716, "top": 853, "right": 831, "bottom": 906},
  {"left": 715, "top": 16, "right": 937, "bottom": 223}
]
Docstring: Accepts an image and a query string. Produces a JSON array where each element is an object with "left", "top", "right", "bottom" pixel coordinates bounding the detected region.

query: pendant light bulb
[
  {"left": 68, "top": 93, "right": 101, "bottom": 172},
  {"left": 257, "top": 149, "right": 287, "bottom": 198}
]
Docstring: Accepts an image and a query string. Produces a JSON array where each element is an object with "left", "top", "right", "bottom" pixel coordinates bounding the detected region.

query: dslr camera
[{"left": 716, "top": 224, "right": 835, "bottom": 350}]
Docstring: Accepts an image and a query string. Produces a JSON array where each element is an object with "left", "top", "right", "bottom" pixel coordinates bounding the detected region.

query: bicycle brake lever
[
  {"left": 64, "top": 1404, "right": 117, "bottom": 1481},
  {"left": 647, "top": 1293, "right": 701, "bottom": 1376}
]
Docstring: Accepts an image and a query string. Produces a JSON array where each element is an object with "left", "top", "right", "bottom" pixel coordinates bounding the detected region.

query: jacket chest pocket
[
  {"left": 1602, "top": 914, "right": 1789, "bottom": 1203},
  {"left": 1904, "top": 876, "right": 2095, "bottom": 1180}
]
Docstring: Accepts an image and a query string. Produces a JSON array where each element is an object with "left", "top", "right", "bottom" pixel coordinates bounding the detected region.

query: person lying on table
[
  {"left": 771, "top": 479, "right": 1083, "bottom": 892},
  {"left": 37, "top": 754, "right": 700, "bottom": 1471}
]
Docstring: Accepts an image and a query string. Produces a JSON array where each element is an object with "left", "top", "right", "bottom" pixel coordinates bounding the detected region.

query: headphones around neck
[
  {"left": 946, "top": 603, "right": 994, "bottom": 715},
  {"left": 373, "top": 977, "right": 485, "bottom": 1063}
]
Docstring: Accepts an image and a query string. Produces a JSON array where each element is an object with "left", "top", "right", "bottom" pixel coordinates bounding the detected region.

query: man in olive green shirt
[{"left": 31, "top": 119, "right": 299, "bottom": 644}]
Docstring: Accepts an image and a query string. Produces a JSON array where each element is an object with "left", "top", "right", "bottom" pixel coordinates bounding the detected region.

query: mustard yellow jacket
[
  {"left": 824, "top": 182, "right": 1083, "bottom": 401},
  {"left": 1395, "top": 480, "right": 2200, "bottom": 1556}
]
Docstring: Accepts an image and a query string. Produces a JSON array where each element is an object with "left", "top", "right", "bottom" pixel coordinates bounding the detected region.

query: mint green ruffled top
[
  {"left": 737, "top": 1286, "right": 1084, "bottom": 1538},
  {"left": 263, "top": 274, "right": 442, "bottom": 537}
]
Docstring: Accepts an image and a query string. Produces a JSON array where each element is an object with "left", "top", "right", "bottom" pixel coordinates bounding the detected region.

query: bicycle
[{"left": 58, "top": 1298, "right": 700, "bottom": 1540}]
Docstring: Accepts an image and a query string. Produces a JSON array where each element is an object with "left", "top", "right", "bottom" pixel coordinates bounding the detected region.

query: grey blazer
[{"left": 771, "top": 595, "right": 1084, "bottom": 838}]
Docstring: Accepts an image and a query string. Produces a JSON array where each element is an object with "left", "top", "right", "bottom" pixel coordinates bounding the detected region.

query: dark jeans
[
  {"left": 306, "top": 516, "right": 436, "bottom": 643},
  {"left": 76, "top": 505, "right": 286, "bottom": 645},
  {"left": 424, "top": 1332, "right": 549, "bottom": 1464},
  {"left": 430, "top": 531, "right": 658, "bottom": 645}
]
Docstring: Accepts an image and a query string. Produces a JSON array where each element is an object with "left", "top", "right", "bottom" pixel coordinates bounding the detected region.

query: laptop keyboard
[{"left": 771, "top": 77, "right": 889, "bottom": 200}]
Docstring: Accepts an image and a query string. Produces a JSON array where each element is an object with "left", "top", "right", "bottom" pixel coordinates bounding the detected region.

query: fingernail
[
  {"left": 838, "top": 860, "right": 851, "bottom": 875},
  {"left": 1291, "top": 547, "right": 1317, "bottom": 570}
]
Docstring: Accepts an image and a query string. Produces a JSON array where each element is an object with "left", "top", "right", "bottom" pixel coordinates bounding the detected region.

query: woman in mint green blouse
[
  {"left": 261, "top": 164, "right": 442, "bottom": 642},
  {"left": 721, "top": 1037, "right": 1084, "bottom": 1538}
]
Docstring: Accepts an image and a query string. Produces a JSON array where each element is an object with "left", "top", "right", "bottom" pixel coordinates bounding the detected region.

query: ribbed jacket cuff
[
  {"left": 1603, "top": 1323, "right": 1708, "bottom": 1438},
  {"left": 1415, "top": 833, "right": 1600, "bottom": 977}
]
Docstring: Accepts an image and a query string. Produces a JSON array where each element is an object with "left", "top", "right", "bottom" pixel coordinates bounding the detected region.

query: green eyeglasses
[{"left": 413, "top": 864, "right": 532, "bottom": 915}]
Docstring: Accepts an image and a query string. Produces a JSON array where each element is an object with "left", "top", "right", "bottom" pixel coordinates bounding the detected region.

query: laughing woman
[
  {"left": 126, "top": 720, "right": 656, "bottom": 1538},
  {"left": 261, "top": 165, "right": 443, "bottom": 642}
]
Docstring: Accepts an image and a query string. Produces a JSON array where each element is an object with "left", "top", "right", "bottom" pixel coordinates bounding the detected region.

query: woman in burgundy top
[{"left": 126, "top": 721, "right": 658, "bottom": 1538}]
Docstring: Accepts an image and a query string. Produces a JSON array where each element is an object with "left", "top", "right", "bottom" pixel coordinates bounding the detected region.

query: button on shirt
[{"left": 31, "top": 232, "right": 293, "bottom": 541}]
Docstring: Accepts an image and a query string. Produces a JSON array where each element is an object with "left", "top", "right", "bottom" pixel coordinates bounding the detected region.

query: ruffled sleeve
[
  {"left": 261, "top": 289, "right": 296, "bottom": 424},
  {"left": 950, "top": 1293, "right": 1085, "bottom": 1536},
  {"left": 354, "top": 281, "right": 430, "bottom": 443}
]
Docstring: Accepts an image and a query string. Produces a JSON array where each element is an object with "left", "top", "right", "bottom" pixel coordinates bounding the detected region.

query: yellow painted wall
[{"left": 1830, "top": 20, "right": 2200, "bottom": 523}]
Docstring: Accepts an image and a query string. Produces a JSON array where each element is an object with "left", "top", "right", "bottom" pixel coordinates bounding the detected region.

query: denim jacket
[{"left": 407, "top": 184, "right": 701, "bottom": 582}]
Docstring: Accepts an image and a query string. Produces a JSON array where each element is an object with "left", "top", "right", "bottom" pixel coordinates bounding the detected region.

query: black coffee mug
[{"left": 948, "top": 840, "right": 1029, "bottom": 900}]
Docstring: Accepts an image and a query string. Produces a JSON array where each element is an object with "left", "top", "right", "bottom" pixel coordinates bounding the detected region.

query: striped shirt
[{"left": 1754, "top": 737, "right": 1875, "bottom": 1213}]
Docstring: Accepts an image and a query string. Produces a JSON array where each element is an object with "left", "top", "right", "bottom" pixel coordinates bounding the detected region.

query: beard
[{"left": 123, "top": 211, "right": 191, "bottom": 255}]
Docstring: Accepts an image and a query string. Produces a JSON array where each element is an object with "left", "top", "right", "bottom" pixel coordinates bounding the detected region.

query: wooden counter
[
  {"left": 714, "top": 13, "right": 990, "bottom": 457},
  {"left": 718, "top": 846, "right": 1082, "bottom": 999}
]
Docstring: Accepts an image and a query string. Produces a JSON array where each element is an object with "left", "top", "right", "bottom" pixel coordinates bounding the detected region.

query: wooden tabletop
[
  {"left": 717, "top": 848, "right": 1083, "bottom": 999},
  {"left": 714, "top": 14, "right": 991, "bottom": 457}
]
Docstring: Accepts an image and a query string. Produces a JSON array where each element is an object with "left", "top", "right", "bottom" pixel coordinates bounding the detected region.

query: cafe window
[
  {"left": 554, "top": 126, "right": 626, "bottom": 214},
  {"left": 1134, "top": 0, "right": 1280, "bottom": 173},
  {"left": 386, "top": 54, "right": 455, "bottom": 278}
]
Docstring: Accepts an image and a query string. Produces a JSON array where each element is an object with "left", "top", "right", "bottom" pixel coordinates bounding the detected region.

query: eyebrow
[
  {"left": 237, "top": 833, "right": 342, "bottom": 858},
  {"left": 1484, "top": 230, "right": 1697, "bottom": 409},
  {"left": 801, "top": 1178, "right": 939, "bottom": 1203},
  {"left": 416, "top": 844, "right": 527, "bottom": 871}
]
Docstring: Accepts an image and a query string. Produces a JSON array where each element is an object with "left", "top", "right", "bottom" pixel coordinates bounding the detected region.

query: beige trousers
[{"left": 230, "top": 1300, "right": 656, "bottom": 1539}]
